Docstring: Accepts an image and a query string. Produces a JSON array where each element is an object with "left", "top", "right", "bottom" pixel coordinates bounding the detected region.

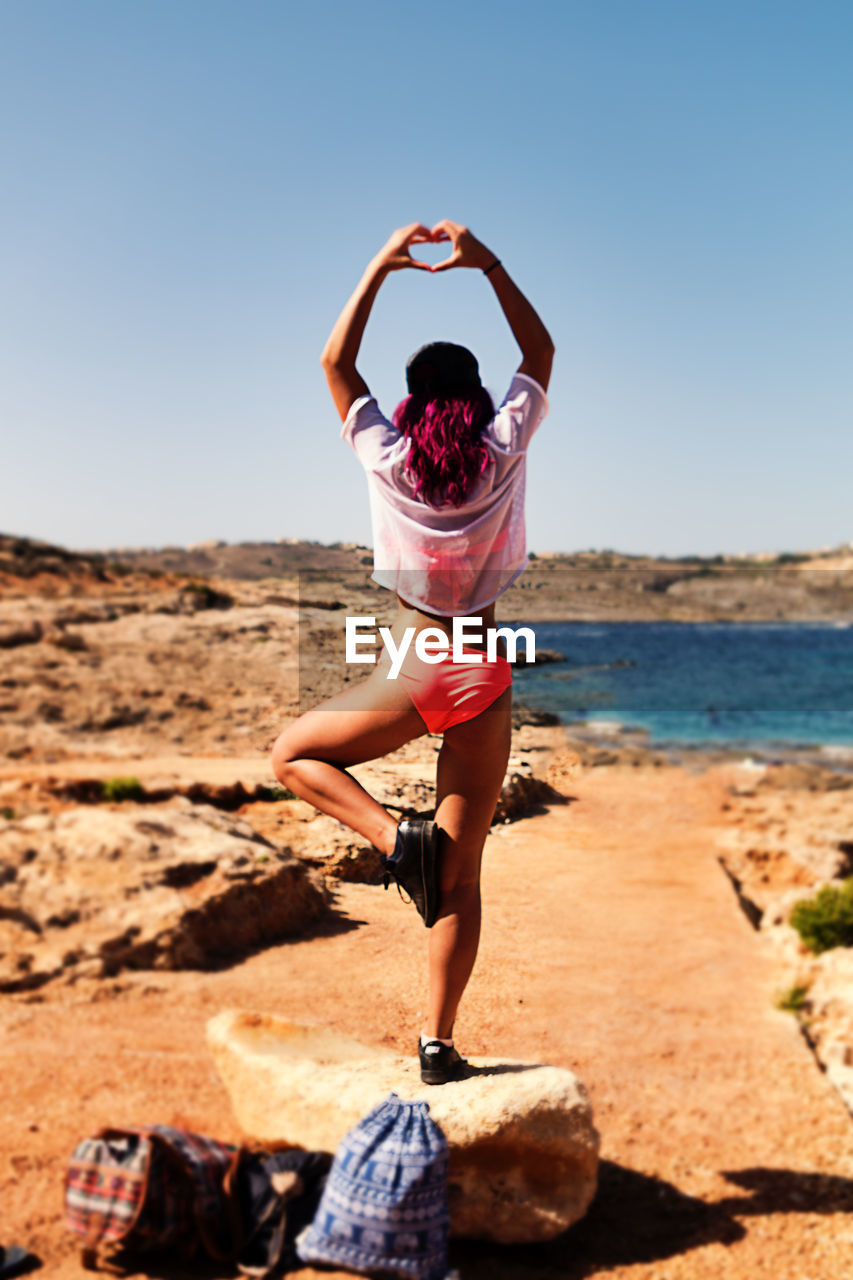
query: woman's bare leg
[
  {"left": 271, "top": 672, "right": 427, "bottom": 857},
  {"left": 426, "top": 687, "right": 512, "bottom": 1040},
  {"left": 272, "top": 660, "right": 512, "bottom": 1042}
]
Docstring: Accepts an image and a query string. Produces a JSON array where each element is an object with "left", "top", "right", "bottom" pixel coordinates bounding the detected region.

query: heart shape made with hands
[{"left": 409, "top": 227, "right": 454, "bottom": 271}]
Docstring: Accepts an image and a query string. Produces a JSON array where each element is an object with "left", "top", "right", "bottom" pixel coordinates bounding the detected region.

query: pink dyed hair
[{"left": 392, "top": 388, "right": 495, "bottom": 507}]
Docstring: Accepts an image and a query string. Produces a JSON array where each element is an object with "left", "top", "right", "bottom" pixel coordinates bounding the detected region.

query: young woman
[{"left": 271, "top": 219, "right": 553, "bottom": 1083}]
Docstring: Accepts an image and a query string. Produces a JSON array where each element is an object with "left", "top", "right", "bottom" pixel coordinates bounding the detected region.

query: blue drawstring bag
[{"left": 296, "top": 1092, "right": 452, "bottom": 1279}]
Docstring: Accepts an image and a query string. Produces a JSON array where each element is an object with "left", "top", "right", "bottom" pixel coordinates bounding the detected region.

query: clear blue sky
[{"left": 2, "top": 0, "right": 851, "bottom": 557}]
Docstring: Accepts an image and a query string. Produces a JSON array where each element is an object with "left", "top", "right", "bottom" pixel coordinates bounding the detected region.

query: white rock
[{"left": 207, "top": 1010, "right": 599, "bottom": 1244}]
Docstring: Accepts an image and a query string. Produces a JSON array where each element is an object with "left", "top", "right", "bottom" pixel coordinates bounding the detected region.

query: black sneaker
[
  {"left": 382, "top": 819, "right": 442, "bottom": 928},
  {"left": 419, "top": 1039, "right": 469, "bottom": 1085}
]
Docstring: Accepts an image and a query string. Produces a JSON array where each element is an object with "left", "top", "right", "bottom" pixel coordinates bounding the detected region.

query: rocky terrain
[
  {"left": 1, "top": 532, "right": 852, "bottom": 1278},
  {"left": 716, "top": 762, "right": 853, "bottom": 1111},
  {"left": 0, "top": 802, "right": 330, "bottom": 993}
]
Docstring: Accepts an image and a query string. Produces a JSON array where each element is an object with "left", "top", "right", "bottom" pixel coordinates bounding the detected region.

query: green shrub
[
  {"left": 100, "top": 777, "right": 145, "bottom": 803},
  {"left": 773, "top": 551, "right": 809, "bottom": 565},
  {"left": 775, "top": 984, "right": 810, "bottom": 1015},
  {"left": 790, "top": 879, "right": 853, "bottom": 955}
]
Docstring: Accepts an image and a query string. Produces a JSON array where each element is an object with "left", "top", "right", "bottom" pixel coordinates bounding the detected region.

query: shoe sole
[
  {"left": 419, "top": 821, "right": 440, "bottom": 928},
  {"left": 419, "top": 1051, "right": 468, "bottom": 1086},
  {"left": 420, "top": 1069, "right": 451, "bottom": 1085}
]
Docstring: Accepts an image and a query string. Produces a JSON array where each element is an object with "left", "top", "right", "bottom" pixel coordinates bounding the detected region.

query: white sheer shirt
[{"left": 341, "top": 372, "right": 548, "bottom": 617}]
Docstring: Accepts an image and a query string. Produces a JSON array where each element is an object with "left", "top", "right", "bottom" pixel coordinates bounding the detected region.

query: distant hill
[
  {"left": 101, "top": 538, "right": 853, "bottom": 582},
  {"left": 3, "top": 534, "right": 852, "bottom": 621},
  {"left": 0, "top": 534, "right": 372, "bottom": 586},
  {"left": 101, "top": 539, "right": 372, "bottom": 580}
]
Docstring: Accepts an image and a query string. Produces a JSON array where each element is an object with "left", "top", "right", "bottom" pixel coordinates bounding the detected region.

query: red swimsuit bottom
[{"left": 396, "top": 644, "right": 513, "bottom": 734}]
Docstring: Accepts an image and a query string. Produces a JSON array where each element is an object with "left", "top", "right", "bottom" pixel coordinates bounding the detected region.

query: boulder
[
  {"left": 277, "top": 812, "right": 386, "bottom": 884},
  {"left": 0, "top": 802, "right": 329, "bottom": 992},
  {"left": 492, "top": 766, "right": 566, "bottom": 824},
  {"left": 511, "top": 702, "right": 561, "bottom": 728},
  {"left": 207, "top": 1011, "right": 599, "bottom": 1244}
]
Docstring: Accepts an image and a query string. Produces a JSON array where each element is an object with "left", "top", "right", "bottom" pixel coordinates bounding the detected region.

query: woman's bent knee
[{"left": 270, "top": 733, "right": 298, "bottom": 785}]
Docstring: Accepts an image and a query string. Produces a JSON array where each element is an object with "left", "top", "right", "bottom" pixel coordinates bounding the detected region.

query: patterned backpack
[
  {"left": 64, "top": 1125, "right": 241, "bottom": 1269},
  {"left": 296, "top": 1092, "right": 453, "bottom": 1279}
]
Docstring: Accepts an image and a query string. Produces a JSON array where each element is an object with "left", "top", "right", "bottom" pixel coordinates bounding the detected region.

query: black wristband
[{"left": 483, "top": 259, "right": 502, "bottom": 276}]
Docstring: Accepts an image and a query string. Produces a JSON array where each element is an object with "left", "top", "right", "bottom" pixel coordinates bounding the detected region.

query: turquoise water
[{"left": 512, "top": 622, "right": 853, "bottom": 752}]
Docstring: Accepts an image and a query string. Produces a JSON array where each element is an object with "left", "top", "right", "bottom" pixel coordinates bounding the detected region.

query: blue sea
[{"left": 512, "top": 622, "right": 853, "bottom": 761}]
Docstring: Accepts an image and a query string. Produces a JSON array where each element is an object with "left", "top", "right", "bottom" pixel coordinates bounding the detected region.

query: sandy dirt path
[{"left": 2, "top": 763, "right": 852, "bottom": 1278}]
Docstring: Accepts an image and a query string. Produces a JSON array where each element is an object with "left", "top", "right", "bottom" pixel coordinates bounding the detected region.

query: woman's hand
[
  {"left": 372, "top": 223, "right": 434, "bottom": 273},
  {"left": 429, "top": 220, "right": 496, "bottom": 272},
  {"left": 321, "top": 223, "right": 432, "bottom": 421},
  {"left": 430, "top": 220, "right": 555, "bottom": 390}
]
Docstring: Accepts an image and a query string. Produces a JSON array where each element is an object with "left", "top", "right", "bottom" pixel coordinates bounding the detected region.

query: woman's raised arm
[
  {"left": 321, "top": 224, "right": 433, "bottom": 422},
  {"left": 430, "top": 220, "right": 555, "bottom": 392}
]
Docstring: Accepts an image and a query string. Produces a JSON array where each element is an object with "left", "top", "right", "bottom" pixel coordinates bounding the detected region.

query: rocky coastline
[{"left": 2, "top": 533, "right": 852, "bottom": 1278}]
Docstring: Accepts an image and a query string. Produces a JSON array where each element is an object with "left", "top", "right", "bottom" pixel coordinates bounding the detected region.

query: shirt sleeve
[
  {"left": 484, "top": 372, "right": 549, "bottom": 456},
  {"left": 340, "top": 396, "right": 405, "bottom": 471}
]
